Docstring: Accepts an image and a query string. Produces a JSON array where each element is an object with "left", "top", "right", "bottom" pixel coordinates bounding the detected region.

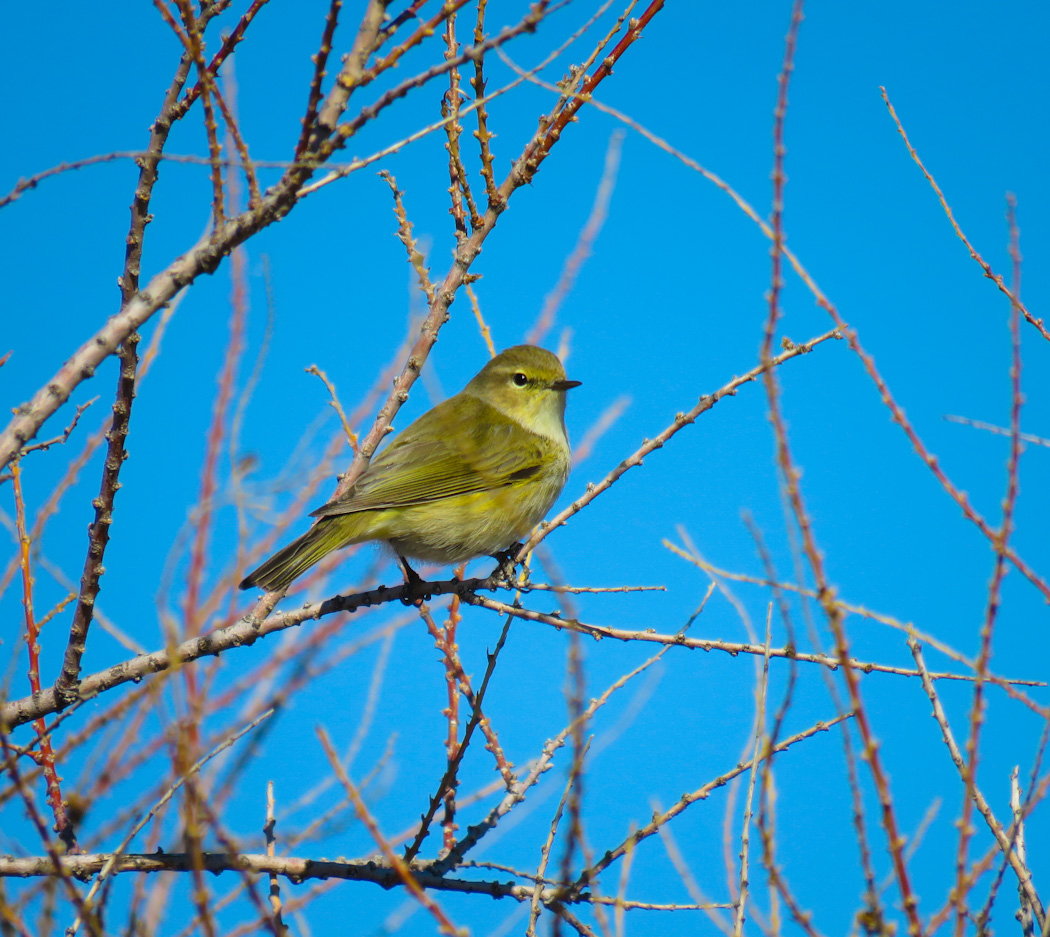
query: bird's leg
[
  {"left": 491, "top": 542, "right": 527, "bottom": 587},
  {"left": 396, "top": 554, "right": 427, "bottom": 602}
]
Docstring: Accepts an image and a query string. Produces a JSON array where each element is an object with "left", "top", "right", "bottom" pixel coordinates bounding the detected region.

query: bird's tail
[{"left": 239, "top": 518, "right": 351, "bottom": 592}]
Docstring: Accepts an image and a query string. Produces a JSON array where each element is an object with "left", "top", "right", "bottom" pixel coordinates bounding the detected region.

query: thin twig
[
  {"left": 263, "top": 781, "right": 287, "bottom": 935},
  {"left": 14, "top": 400, "right": 96, "bottom": 459},
  {"left": 519, "top": 327, "right": 843, "bottom": 559},
  {"left": 951, "top": 192, "right": 1026, "bottom": 937},
  {"left": 735, "top": 606, "right": 772, "bottom": 936},
  {"left": 943, "top": 415, "right": 1050, "bottom": 449},
  {"left": 529, "top": 740, "right": 593, "bottom": 935},
  {"left": 305, "top": 365, "right": 358, "bottom": 452},
  {"left": 908, "top": 639, "right": 1045, "bottom": 928},
  {"left": 379, "top": 170, "right": 436, "bottom": 305},
  {"left": 11, "top": 460, "right": 78, "bottom": 852},
  {"left": 880, "top": 88, "right": 1049, "bottom": 344},
  {"left": 575, "top": 712, "right": 854, "bottom": 890},
  {"left": 316, "top": 727, "right": 467, "bottom": 936}
]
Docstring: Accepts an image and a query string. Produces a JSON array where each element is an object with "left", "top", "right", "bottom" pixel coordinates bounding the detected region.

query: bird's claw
[
  {"left": 397, "top": 556, "right": 430, "bottom": 604},
  {"left": 491, "top": 542, "right": 527, "bottom": 587}
]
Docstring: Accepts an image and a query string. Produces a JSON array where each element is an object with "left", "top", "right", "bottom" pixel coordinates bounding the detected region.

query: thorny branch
[
  {"left": 2, "top": 323, "right": 838, "bottom": 731},
  {"left": 4, "top": 5, "right": 1048, "bottom": 935},
  {"left": 0, "top": 1, "right": 589, "bottom": 470}
]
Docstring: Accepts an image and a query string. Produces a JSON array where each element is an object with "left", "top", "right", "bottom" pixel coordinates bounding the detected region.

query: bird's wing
[{"left": 310, "top": 395, "right": 555, "bottom": 517}]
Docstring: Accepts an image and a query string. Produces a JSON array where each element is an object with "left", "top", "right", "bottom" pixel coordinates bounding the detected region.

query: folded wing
[{"left": 310, "top": 396, "right": 555, "bottom": 518}]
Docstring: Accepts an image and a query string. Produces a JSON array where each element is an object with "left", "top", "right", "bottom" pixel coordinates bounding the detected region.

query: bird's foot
[
  {"left": 491, "top": 542, "right": 528, "bottom": 587},
  {"left": 397, "top": 555, "right": 429, "bottom": 603}
]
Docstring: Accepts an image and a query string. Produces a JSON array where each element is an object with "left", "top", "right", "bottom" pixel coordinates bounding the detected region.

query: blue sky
[{"left": 2, "top": 2, "right": 1048, "bottom": 935}]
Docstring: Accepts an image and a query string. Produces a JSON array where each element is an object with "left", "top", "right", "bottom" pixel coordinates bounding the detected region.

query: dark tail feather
[{"left": 239, "top": 521, "right": 343, "bottom": 592}]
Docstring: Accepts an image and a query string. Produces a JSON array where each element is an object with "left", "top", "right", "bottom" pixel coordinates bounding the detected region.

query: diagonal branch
[
  {"left": 880, "top": 88, "right": 1049, "bottom": 345},
  {"left": 53, "top": 49, "right": 195, "bottom": 705},
  {"left": 0, "top": 1, "right": 588, "bottom": 471},
  {"left": 519, "top": 326, "right": 843, "bottom": 558}
]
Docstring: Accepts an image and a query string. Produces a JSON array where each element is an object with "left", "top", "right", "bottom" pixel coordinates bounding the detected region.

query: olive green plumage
[{"left": 239, "top": 345, "right": 581, "bottom": 592}]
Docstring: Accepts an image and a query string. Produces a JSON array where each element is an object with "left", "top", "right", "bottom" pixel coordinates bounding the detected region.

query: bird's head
[{"left": 465, "top": 344, "right": 581, "bottom": 438}]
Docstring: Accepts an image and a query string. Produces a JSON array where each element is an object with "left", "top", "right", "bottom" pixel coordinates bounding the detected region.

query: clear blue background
[{"left": 1, "top": 2, "right": 1048, "bottom": 935}]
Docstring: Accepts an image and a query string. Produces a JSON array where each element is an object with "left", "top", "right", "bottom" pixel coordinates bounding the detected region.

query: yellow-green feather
[{"left": 239, "top": 345, "right": 574, "bottom": 592}]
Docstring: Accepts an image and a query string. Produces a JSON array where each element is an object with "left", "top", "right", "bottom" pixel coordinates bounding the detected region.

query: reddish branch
[
  {"left": 316, "top": 0, "right": 659, "bottom": 512},
  {"left": 0, "top": 2, "right": 566, "bottom": 471},
  {"left": 952, "top": 195, "right": 1027, "bottom": 935},
  {"left": 573, "top": 712, "right": 854, "bottom": 891},
  {"left": 534, "top": 2, "right": 664, "bottom": 162},
  {"left": 295, "top": 0, "right": 343, "bottom": 158},
  {"left": 403, "top": 618, "right": 513, "bottom": 863},
  {"left": 521, "top": 327, "right": 843, "bottom": 558},
  {"left": 880, "top": 88, "right": 1050, "bottom": 345},
  {"left": 759, "top": 8, "right": 919, "bottom": 933},
  {"left": 172, "top": 0, "right": 272, "bottom": 121},
  {"left": 11, "top": 461, "right": 78, "bottom": 852}
]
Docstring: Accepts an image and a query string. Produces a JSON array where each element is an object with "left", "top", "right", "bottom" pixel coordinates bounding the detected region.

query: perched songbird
[{"left": 239, "top": 345, "right": 581, "bottom": 592}]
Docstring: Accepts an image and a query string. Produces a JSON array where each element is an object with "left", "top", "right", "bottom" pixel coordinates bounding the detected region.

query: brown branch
[
  {"left": 403, "top": 618, "right": 514, "bottom": 862},
  {"left": 463, "top": 592, "right": 1038, "bottom": 689},
  {"left": 312, "top": 0, "right": 394, "bottom": 141},
  {"left": 182, "top": 261, "right": 249, "bottom": 638},
  {"left": 735, "top": 608, "right": 772, "bottom": 937},
  {"left": 263, "top": 782, "right": 287, "bottom": 935},
  {"left": 304, "top": 365, "right": 358, "bottom": 452},
  {"left": 50, "top": 26, "right": 197, "bottom": 704},
  {"left": 907, "top": 639, "right": 1046, "bottom": 929},
  {"left": 880, "top": 88, "right": 1050, "bottom": 344},
  {"left": 440, "top": 590, "right": 463, "bottom": 853},
  {"left": 952, "top": 193, "right": 1026, "bottom": 937},
  {"left": 0, "top": 849, "right": 725, "bottom": 912},
  {"left": 432, "top": 648, "right": 671, "bottom": 876},
  {"left": 760, "top": 8, "right": 919, "bottom": 930},
  {"left": 519, "top": 327, "right": 843, "bottom": 558},
  {"left": 666, "top": 550, "right": 1049, "bottom": 711},
  {"left": 53, "top": 338, "right": 138, "bottom": 707},
  {"left": 0, "top": 148, "right": 446, "bottom": 210},
  {"left": 466, "top": 282, "right": 497, "bottom": 356},
  {"left": 217, "top": 62, "right": 262, "bottom": 207},
  {"left": 379, "top": 170, "right": 436, "bottom": 305},
  {"left": 574, "top": 712, "right": 854, "bottom": 891},
  {"left": 316, "top": 727, "right": 467, "bottom": 936},
  {"left": 442, "top": 12, "right": 480, "bottom": 239},
  {"left": 470, "top": 0, "right": 498, "bottom": 208},
  {"left": 165, "top": 0, "right": 227, "bottom": 225},
  {"left": 294, "top": 0, "right": 343, "bottom": 159},
  {"left": 171, "top": 0, "right": 271, "bottom": 121},
  {"left": 529, "top": 738, "right": 592, "bottom": 935}
]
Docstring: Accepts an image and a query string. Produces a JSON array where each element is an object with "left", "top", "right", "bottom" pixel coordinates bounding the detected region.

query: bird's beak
[{"left": 551, "top": 379, "right": 582, "bottom": 392}]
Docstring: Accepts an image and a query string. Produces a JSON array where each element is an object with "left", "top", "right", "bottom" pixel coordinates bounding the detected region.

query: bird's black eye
[{"left": 512, "top": 372, "right": 528, "bottom": 387}]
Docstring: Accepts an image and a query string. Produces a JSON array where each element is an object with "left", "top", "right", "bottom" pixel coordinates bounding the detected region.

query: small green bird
[{"left": 239, "top": 345, "right": 581, "bottom": 592}]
